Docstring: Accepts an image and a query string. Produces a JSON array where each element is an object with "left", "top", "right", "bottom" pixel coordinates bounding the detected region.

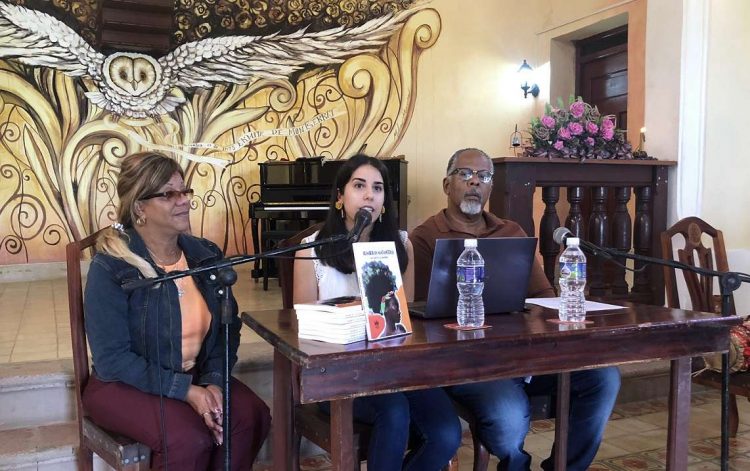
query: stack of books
[{"left": 293, "top": 296, "right": 367, "bottom": 344}]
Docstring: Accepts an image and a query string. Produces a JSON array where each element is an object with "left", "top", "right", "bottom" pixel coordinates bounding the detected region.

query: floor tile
[
  {"left": 687, "top": 461, "right": 721, "bottom": 470},
  {"left": 600, "top": 428, "right": 669, "bottom": 454}
]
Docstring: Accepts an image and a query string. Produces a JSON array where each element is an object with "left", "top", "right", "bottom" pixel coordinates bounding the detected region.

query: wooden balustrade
[{"left": 489, "top": 157, "right": 676, "bottom": 306}]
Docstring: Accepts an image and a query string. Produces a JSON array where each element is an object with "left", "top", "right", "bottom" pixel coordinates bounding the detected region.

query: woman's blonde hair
[{"left": 96, "top": 152, "right": 184, "bottom": 277}]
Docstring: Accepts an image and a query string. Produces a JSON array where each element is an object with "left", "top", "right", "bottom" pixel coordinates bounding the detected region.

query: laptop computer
[{"left": 410, "top": 237, "right": 537, "bottom": 318}]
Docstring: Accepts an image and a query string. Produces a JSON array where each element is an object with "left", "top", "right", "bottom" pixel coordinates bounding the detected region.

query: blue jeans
[
  {"left": 321, "top": 388, "right": 461, "bottom": 470},
  {"left": 447, "top": 367, "right": 620, "bottom": 471}
]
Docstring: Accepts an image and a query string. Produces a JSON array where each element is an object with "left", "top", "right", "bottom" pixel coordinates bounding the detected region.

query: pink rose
[
  {"left": 553, "top": 140, "right": 564, "bottom": 150},
  {"left": 568, "top": 122, "right": 584, "bottom": 136},
  {"left": 586, "top": 137, "right": 595, "bottom": 146},
  {"left": 601, "top": 118, "right": 615, "bottom": 130},
  {"left": 602, "top": 128, "right": 614, "bottom": 141},
  {"left": 586, "top": 121, "right": 598, "bottom": 134},
  {"left": 541, "top": 115, "right": 556, "bottom": 128},
  {"left": 557, "top": 127, "right": 571, "bottom": 140},
  {"left": 570, "top": 101, "right": 585, "bottom": 118}
]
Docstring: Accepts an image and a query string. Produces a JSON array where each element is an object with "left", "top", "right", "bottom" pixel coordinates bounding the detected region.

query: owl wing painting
[{"left": 0, "top": 3, "right": 414, "bottom": 118}]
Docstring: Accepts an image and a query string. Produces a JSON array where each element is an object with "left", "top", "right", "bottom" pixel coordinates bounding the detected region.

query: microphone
[
  {"left": 553, "top": 226, "right": 573, "bottom": 245},
  {"left": 348, "top": 207, "right": 373, "bottom": 242}
]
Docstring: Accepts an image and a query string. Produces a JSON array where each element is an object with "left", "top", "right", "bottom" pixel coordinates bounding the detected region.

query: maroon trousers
[{"left": 83, "top": 374, "right": 271, "bottom": 470}]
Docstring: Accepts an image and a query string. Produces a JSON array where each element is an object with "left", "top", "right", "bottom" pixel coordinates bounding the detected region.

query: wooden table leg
[
  {"left": 667, "top": 357, "right": 692, "bottom": 470},
  {"left": 273, "top": 350, "right": 293, "bottom": 470},
  {"left": 329, "top": 398, "right": 355, "bottom": 471},
  {"left": 554, "top": 372, "right": 570, "bottom": 471}
]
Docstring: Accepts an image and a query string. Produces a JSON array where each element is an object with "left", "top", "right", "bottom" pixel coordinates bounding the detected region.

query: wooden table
[{"left": 242, "top": 304, "right": 738, "bottom": 470}]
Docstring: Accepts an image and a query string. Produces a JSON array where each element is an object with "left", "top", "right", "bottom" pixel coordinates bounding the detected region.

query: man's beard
[{"left": 460, "top": 200, "right": 483, "bottom": 215}]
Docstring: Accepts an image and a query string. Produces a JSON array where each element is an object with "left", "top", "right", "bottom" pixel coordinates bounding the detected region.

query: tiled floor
[
  {"left": 0, "top": 270, "right": 279, "bottom": 363},
  {"left": 2, "top": 275, "right": 750, "bottom": 469},
  {"left": 256, "top": 390, "right": 750, "bottom": 470}
]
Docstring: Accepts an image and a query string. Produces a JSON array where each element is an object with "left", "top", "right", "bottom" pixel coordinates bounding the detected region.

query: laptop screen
[{"left": 412, "top": 237, "right": 537, "bottom": 319}]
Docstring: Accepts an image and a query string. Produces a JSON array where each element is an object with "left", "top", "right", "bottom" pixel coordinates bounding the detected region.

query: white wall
[
  {"left": 395, "top": 0, "right": 546, "bottom": 229},
  {"left": 703, "top": 1, "right": 750, "bottom": 312},
  {"left": 645, "top": 0, "right": 750, "bottom": 312},
  {"left": 396, "top": 0, "right": 648, "bottom": 229}
]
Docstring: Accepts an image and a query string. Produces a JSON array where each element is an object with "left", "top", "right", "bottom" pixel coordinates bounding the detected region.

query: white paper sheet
[{"left": 525, "top": 297, "right": 626, "bottom": 311}]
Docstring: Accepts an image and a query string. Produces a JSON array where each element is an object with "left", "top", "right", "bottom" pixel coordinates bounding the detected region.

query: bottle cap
[
  {"left": 464, "top": 238, "right": 478, "bottom": 248},
  {"left": 566, "top": 237, "right": 580, "bottom": 246}
]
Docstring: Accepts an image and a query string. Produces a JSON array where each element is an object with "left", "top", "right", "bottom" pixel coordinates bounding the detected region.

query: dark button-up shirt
[{"left": 410, "top": 209, "right": 555, "bottom": 302}]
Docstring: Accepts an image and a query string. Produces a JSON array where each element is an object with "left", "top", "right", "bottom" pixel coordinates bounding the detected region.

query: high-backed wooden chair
[
  {"left": 66, "top": 230, "right": 151, "bottom": 470},
  {"left": 278, "top": 225, "right": 463, "bottom": 470},
  {"left": 661, "top": 216, "right": 750, "bottom": 437}
]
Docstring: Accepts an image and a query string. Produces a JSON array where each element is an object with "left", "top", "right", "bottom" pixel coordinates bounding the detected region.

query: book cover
[
  {"left": 293, "top": 296, "right": 363, "bottom": 314},
  {"left": 352, "top": 241, "right": 412, "bottom": 341}
]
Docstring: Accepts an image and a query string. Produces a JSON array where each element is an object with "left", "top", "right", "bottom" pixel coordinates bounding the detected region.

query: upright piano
[{"left": 250, "top": 157, "right": 408, "bottom": 285}]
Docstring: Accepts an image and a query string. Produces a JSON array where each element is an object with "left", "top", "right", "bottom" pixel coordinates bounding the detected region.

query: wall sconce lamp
[{"left": 518, "top": 59, "right": 539, "bottom": 98}]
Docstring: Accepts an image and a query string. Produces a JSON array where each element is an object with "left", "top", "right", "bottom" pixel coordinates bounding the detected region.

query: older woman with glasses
[{"left": 82, "top": 152, "right": 270, "bottom": 470}]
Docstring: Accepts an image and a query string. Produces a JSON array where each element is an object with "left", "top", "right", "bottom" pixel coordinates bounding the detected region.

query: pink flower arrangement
[
  {"left": 570, "top": 100, "right": 585, "bottom": 118},
  {"left": 524, "top": 96, "right": 640, "bottom": 161}
]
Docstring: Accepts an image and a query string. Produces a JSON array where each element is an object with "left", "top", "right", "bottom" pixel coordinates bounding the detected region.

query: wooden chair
[
  {"left": 66, "top": 230, "right": 151, "bottom": 470},
  {"left": 661, "top": 216, "right": 750, "bottom": 437},
  {"left": 278, "top": 225, "right": 461, "bottom": 470}
]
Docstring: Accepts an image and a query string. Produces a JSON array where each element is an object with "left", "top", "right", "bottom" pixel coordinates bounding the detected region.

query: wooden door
[{"left": 576, "top": 26, "right": 628, "bottom": 132}]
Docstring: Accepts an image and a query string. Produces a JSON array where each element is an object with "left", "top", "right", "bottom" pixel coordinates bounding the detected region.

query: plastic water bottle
[
  {"left": 456, "top": 239, "right": 485, "bottom": 327},
  {"left": 558, "top": 237, "right": 587, "bottom": 322}
]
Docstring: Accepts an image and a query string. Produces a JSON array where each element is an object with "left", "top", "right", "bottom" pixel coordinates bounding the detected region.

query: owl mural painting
[{"left": 0, "top": 1, "right": 441, "bottom": 264}]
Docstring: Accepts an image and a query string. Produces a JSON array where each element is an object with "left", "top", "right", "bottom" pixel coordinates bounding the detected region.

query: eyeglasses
[
  {"left": 139, "top": 189, "right": 194, "bottom": 201},
  {"left": 449, "top": 168, "right": 494, "bottom": 184}
]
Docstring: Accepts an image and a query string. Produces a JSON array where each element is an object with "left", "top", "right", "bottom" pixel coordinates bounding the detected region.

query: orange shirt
[{"left": 162, "top": 254, "right": 211, "bottom": 371}]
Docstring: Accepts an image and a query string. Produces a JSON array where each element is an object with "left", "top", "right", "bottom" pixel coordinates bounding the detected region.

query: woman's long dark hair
[{"left": 315, "top": 154, "right": 408, "bottom": 274}]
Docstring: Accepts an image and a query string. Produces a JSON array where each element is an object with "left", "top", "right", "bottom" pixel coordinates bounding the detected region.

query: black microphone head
[
  {"left": 553, "top": 227, "right": 572, "bottom": 245},
  {"left": 349, "top": 207, "right": 373, "bottom": 242},
  {"left": 354, "top": 207, "right": 373, "bottom": 226}
]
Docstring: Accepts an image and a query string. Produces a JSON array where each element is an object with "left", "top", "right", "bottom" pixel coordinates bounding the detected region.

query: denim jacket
[{"left": 84, "top": 229, "right": 240, "bottom": 401}]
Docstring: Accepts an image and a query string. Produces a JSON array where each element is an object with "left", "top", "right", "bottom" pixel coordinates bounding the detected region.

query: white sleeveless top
[{"left": 302, "top": 230, "right": 408, "bottom": 300}]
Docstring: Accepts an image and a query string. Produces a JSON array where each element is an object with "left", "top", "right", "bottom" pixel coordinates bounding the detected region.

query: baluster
[
  {"left": 565, "top": 186, "right": 585, "bottom": 237},
  {"left": 540, "top": 186, "right": 561, "bottom": 287},
  {"left": 611, "top": 187, "right": 632, "bottom": 295},
  {"left": 588, "top": 187, "right": 608, "bottom": 296},
  {"left": 632, "top": 185, "right": 652, "bottom": 295}
]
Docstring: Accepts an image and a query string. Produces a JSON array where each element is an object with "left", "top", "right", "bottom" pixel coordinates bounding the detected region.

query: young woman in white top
[{"left": 293, "top": 154, "right": 460, "bottom": 470}]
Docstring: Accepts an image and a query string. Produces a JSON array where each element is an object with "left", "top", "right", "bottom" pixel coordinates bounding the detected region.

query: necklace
[
  {"left": 147, "top": 247, "right": 186, "bottom": 297},
  {"left": 173, "top": 278, "right": 186, "bottom": 298},
  {"left": 146, "top": 247, "right": 182, "bottom": 265}
]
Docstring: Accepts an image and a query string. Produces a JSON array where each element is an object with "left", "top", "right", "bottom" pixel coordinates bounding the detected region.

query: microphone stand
[
  {"left": 578, "top": 239, "right": 749, "bottom": 471},
  {"left": 122, "top": 232, "right": 350, "bottom": 471}
]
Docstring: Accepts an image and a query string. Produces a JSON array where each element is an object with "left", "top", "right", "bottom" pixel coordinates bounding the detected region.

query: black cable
[
  {"left": 261, "top": 248, "right": 355, "bottom": 260},
  {"left": 153, "top": 284, "right": 169, "bottom": 470},
  {"left": 579, "top": 241, "right": 648, "bottom": 273},
  {"left": 222, "top": 246, "right": 355, "bottom": 262},
  {"left": 579, "top": 240, "right": 750, "bottom": 280}
]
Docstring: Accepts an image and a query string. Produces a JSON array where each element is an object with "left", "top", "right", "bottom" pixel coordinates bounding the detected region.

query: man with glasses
[{"left": 410, "top": 148, "right": 620, "bottom": 471}]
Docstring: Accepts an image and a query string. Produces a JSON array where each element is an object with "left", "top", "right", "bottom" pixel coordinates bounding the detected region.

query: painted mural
[{"left": 0, "top": 1, "right": 441, "bottom": 264}]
